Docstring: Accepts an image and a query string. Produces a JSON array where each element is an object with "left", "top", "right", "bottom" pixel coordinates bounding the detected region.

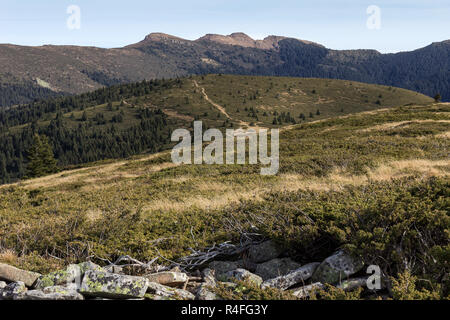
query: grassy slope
[
  {"left": 0, "top": 103, "right": 448, "bottom": 275},
  {"left": 6, "top": 74, "right": 433, "bottom": 136}
]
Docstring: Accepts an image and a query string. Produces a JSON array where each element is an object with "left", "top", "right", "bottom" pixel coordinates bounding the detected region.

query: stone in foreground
[
  {"left": 145, "top": 271, "right": 188, "bottom": 287},
  {"left": 255, "top": 258, "right": 303, "bottom": 281},
  {"left": 80, "top": 270, "right": 149, "bottom": 299},
  {"left": 291, "top": 282, "right": 325, "bottom": 299},
  {"left": 248, "top": 241, "right": 284, "bottom": 263},
  {"left": 34, "top": 261, "right": 103, "bottom": 289},
  {"left": 0, "top": 281, "right": 27, "bottom": 300},
  {"left": 225, "top": 269, "right": 263, "bottom": 286},
  {"left": 19, "top": 284, "right": 84, "bottom": 300},
  {"left": 0, "top": 263, "right": 41, "bottom": 287},
  {"left": 312, "top": 250, "right": 364, "bottom": 284},
  {"left": 262, "top": 262, "right": 320, "bottom": 290},
  {"left": 147, "top": 282, "right": 195, "bottom": 300}
]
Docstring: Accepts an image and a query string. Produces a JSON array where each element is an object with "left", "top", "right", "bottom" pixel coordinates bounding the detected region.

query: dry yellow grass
[{"left": 359, "top": 120, "right": 450, "bottom": 133}]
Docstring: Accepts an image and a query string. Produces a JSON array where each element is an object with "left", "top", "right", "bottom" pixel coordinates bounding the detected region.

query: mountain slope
[
  {"left": 0, "top": 74, "right": 433, "bottom": 183},
  {"left": 0, "top": 33, "right": 448, "bottom": 107},
  {"left": 0, "top": 103, "right": 448, "bottom": 299}
]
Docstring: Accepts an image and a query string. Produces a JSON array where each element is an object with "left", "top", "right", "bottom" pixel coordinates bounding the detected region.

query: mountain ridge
[{"left": 0, "top": 32, "right": 449, "bottom": 107}]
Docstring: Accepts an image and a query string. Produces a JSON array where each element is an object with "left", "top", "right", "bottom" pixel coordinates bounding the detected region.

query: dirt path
[
  {"left": 193, "top": 80, "right": 232, "bottom": 119},
  {"left": 193, "top": 80, "right": 269, "bottom": 131}
]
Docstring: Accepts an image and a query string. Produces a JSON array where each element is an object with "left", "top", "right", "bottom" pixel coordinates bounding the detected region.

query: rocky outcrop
[
  {"left": 248, "top": 241, "right": 284, "bottom": 263},
  {"left": 0, "top": 281, "right": 27, "bottom": 300},
  {"left": 262, "top": 262, "right": 320, "bottom": 290},
  {"left": 147, "top": 281, "right": 195, "bottom": 300},
  {"left": 225, "top": 269, "right": 263, "bottom": 286},
  {"left": 312, "top": 250, "right": 364, "bottom": 284},
  {"left": 0, "top": 263, "right": 41, "bottom": 287},
  {"left": 255, "top": 258, "right": 302, "bottom": 281},
  {"left": 145, "top": 271, "right": 188, "bottom": 288},
  {"left": 292, "top": 282, "right": 325, "bottom": 299},
  {"left": 19, "top": 284, "right": 84, "bottom": 300},
  {"left": 80, "top": 270, "right": 149, "bottom": 299}
]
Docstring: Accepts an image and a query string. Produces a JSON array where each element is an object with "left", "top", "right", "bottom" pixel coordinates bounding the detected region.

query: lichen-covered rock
[
  {"left": 248, "top": 241, "right": 284, "bottom": 263},
  {"left": 196, "top": 268, "right": 219, "bottom": 300},
  {"left": 18, "top": 284, "right": 84, "bottom": 300},
  {"left": 261, "top": 262, "right": 320, "bottom": 290},
  {"left": 0, "top": 263, "right": 41, "bottom": 287},
  {"left": 312, "top": 250, "right": 364, "bottom": 284},
  {"left": 145, "top": 272, "right": 188, "bottom": 287},
  {"left": 34, "top": 264, "right": 81, "bottom": 289},
  {"left": 255, "top": 258, "right": 302, "bottom": 280},
  {"left": 78, "top": 261, "right": 103, "bottom": 274},
  {"left": 34, "top": 261, "right": 103, "bottom": 289},
  {"left": 225, "top": 269, "right": 263, "bottom": 286},
  {"left": 291, "top": 282, "right": 325, "bottom": 299},
  {"left": 0, "top": 281, "right": 27, "bottom": 300},
  {"left": 209, "top": 261, "right": 242, "bottom": 279},
  {"left": 147, "top": 282, "right": 195, "bottom": 300},
  {"left": 80, "top": 270, "right": 149, "bottom": 299}
]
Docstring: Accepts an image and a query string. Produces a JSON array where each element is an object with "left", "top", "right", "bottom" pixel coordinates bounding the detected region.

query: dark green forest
[{"left": 0, "top": 79, "right": 177, "bottom": 183}]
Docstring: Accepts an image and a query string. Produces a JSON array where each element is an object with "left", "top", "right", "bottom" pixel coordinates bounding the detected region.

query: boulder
[
  {"left": 255, "top": 258, "right": 302, "bottom": 280},
  {"left": 312, "top": 250, "right": 364, "bottom": 284},
  {"left": 248, "top": 241, "right": 284, "bottom": 263},
  {"left": 291, "top": 282, "right": 325, "bottom": 299},
  {"left": 18, "top": 284, "right": 84, "bottom": 300},
  {"left": 261, "top": 262, "right": 320, "bottom": 290},
  {"left": 0, "top": 281, "right": 6, "bottom": 289},
  {"left": 225, "top": 269, "right": 263, "bottom": 286},
  {"left": 196, "top": 268, "right": 219, "bottom": 300},
  {"left": 0, "top": 263, "right": 41, "bottom": 287},
  {"left": 80, "top": 270, "right": 149, "bottom": 299},
  {"left": 147, "top": 282, "right": 195, "bottom": 300},
  {"left": 145, "top": 271, "right": 188, "bottom": 287},
  {"left": 34, "top": 261, "right": 103, "bottom": 289},
  {"left": 34, "top": 264, "right": 81, "bottom": 289},
  {"left": 0, "top": 281, "right": 27, "bottom": 300},
  {"left": 209, "top": 261, "right": 242, "bottom": 279}
]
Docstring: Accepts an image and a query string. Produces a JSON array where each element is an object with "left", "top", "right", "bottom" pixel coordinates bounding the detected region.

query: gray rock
[
  {"left": 312, "top": 250, "right": 364, "bottom": 284},
  {"left": 291, "top": 282, "right": 325, "bottom": 299},
  {"left": 34, "top": 261, "right": 103, "bottom": 289},
  {"left": 0, "top": 281, "right": 7, "bottom": 289},
  {"left": 78, "top": 261, "right": 103, "bottom": 274},
  {"left": 225, "top": 269, "right": 263, "bottom": 286},
  {"left": 80, "top": 270, "right": 149, "bottom": 299},
  {"left": 202, "top": 268, "right": 216, "bottom": 287},
  {"left": 145, "top": 271, "right": 188, "bottom": 287},
  {"left": 196, "top": 268, "right": 219, "bottom": 300},
  {"left": 34, "top": 264, "right": 81, "bottom": 289},
  {"left": 0, "top": 263, "right": 41, "bottom": 287},
  {"left": 209, "top": 261, "right": 241, "bottom": 280},
  {"left": 261, "top": 262, "right": 320, "bottom": 290},
  {"left": 147, "top": 282, "right": 195, "bottom": 300},
  {"left": 255, "top": 258, "right": 302, "bottom": 280},
  {"left": 0, "top": 281, "right": 27, "bottom": 300},
  {"left": 248, "top": 241, "right": 284, "bottom": 263},
  {"left": 18, "top": 284, "right": 84, "bottom": 300},
  {"left": 196, "top": 285, "right": 219, "bottom": 300}
]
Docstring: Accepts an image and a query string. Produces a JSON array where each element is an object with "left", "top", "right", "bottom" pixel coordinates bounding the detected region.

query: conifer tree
[{"left": 26, "top": 134, "right": 58, "bottom": 178}]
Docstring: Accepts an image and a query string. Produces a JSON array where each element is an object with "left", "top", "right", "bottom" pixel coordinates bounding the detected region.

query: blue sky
[{"left": 0, "top": 0, "right": 449, "bottom": 53}]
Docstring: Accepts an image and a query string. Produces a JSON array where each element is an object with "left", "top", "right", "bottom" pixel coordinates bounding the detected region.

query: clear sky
[{"left": 0, "top": 0, "right": 449, "bottom": 53}]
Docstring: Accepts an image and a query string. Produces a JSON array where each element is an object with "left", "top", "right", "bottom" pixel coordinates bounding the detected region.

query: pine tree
[{"left": 26, "top": 134, "right": 58, "bottom": 178}]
